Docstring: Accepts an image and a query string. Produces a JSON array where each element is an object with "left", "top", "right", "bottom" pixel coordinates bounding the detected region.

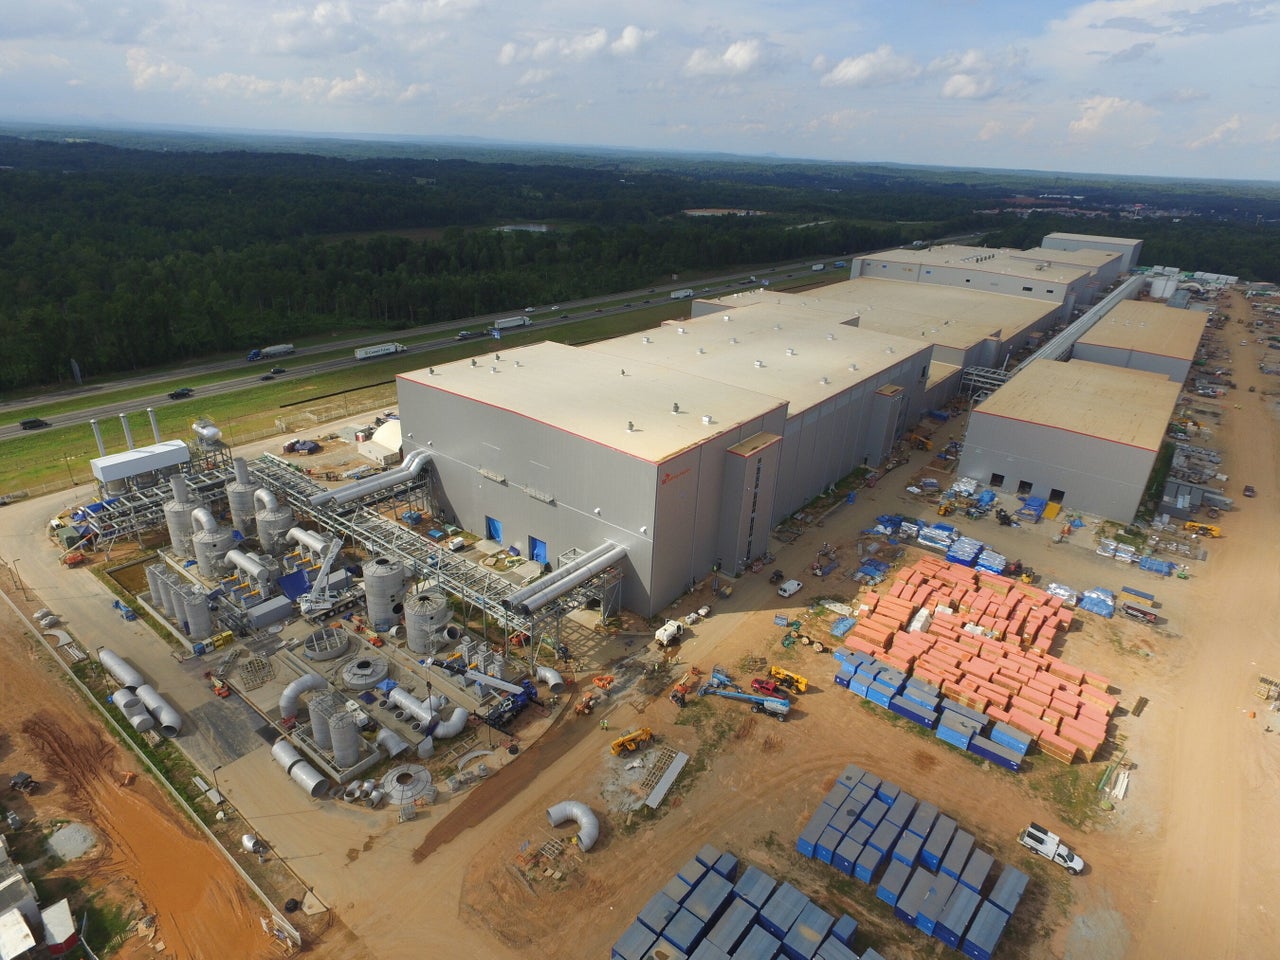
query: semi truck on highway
[
  {"left": 491, "top": 316, "right": 532, "bottom": 332},
  {"left": 246, "top": 344, "right": 295, "bottom": 362},
  {"left": 670, "top": 288, "right": 694, "bottom": 300},
  {"left": 354, "top": 342, "right": 407, "bottom": 360}
]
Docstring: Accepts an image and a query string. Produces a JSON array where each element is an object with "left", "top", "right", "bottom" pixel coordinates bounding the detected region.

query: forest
[{"left": 2, "top": 128, "right": 1279, "bottom": 393}]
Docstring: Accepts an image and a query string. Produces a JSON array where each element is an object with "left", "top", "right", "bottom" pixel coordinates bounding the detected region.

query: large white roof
[
  {"left": 862, "top": 244, "right": 1092, "bottom": 285},
  {"left": 90, "top": 440, "right": 190, "bottom": 483},
  {"left": 1076, "top": 299, "right": 1207, "bottom": 361}
]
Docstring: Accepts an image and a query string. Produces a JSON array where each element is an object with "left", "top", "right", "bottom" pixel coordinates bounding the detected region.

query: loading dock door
[
  {"left": 529, "top": 537, "right": 548, "bottom": 564},
  {"left": 486, "top": 516, "right": 503, "bottom": 543}
]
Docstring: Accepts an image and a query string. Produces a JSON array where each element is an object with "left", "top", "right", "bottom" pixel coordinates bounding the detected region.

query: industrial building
[
  {"left": 957, "top": 359, "right": 1181, "bottom": 521},
  {"left": 1072, "top": 299, "right": 1207, "bottom": 383},
  {"left": 1042, "top": 232, "right": 1144, "bottom": 274},
  {"left": 397, "top": 305, "right": 933, "bottom": 615}
]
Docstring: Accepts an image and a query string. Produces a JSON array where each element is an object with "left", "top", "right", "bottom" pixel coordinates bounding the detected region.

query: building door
[
  {"left": 529, "top": 536, "right": 548, "bottom": 564},
  {"left": 485, "top": 516, "right": 503, "bottom": 543}
]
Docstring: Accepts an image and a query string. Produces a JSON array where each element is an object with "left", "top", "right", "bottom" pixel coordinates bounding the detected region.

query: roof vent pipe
[
  {"left": 702, "top": 415, "right": 713, "bottom": 425},
  {"left": 697, "top": 347, "right": 706, "bottom": 354},
  {"left": 253, "top": 488, "right": 280, "bottom": 512},
  {"left": 90, "top": 419, "right": 106, "bottom": 457},
  {"left": 642, "top": 336, "right": 651, "bottom": 343},
  {"left": 100, "top": 649, "right": 145, "bottom": 691},
  {"left": 819, "top": 377, "right": 830, "bottom": 385},
  {"left": 233, "top": 458, "right": 252, "bottom": 485},
  {"left": 786, "top": 348, "right": 795, "bottom": 356},
  {"left": 677, "top": 328, "right": 686, "bottom": 335},
  {"left": 190, "top": 507, "right": 219, "bottom": 534},
  {"left": 672, "top": 402, "right": 680, "bottom": 414},
  {"left": 536, "top": 666, "right": 567, "bottom": 694},
  {"left": 119, "top": 413, "right": 135, "bottom": 450},
  {"left": 722, "top": 315, "right": 730, "bottom": 321},
  {"left": 626, "top": 421, "right": 634, "bottom": 433},
  {"left": 147, "top": 407, "right": 162, "bottom": 444},
  {"left": 171, "top": 475, "right": 190, "bottom": 505}
]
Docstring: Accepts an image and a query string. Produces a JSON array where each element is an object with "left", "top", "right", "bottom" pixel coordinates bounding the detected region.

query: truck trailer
[
  {"left": 247, "top": 343, "right": 295, "bottom": 362},
  {"left": 354, "top": 342, "right": 407, "bottom": 360},
  {"left": 670, "top": 288, "right": 694, "bottom": 300},
  {"left": 491, "top": 316, "right": 532, "bottom": 331}
]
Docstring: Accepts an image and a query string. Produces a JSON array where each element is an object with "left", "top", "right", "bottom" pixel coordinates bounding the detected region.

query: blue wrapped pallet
[
  {"left": 706, "top": 898, "right": 755, "bottom": 954},
  {"left": 858, "top": 772, "right": 882, "bottom": 793},
  {"left": 894, "top": 867, "right": 935, "bottom": 923},
  {"left": 906, "top": 801, "right": 939, "bottom": 839},
  {"left": 885, "top": 792, "right": 917, "bottom": 827},
  {"left": 989, "top": 721, "right": 1033, "bottom": 755},
  {"left": 987, "top": 864, "right": 1029, "bottom": 916},
  {"left": 830, "top": 914, "right": 858, "bottom": 946},
  {"left": 969, "top": 734, "right": 1023, "bottom": 771},
  {"left": 859, "top": 797, "right": 889, "bottom": 827},
  {"left": 696, "top": 844, "right": 722, "bottom": 868},
  {"left": 639, "top": 891, "right": 682, "bottom": 935},
  {"left": 613, "top": 919, "right": 658, "bottom": 960},
  {"left": 661, "top": 908, "right": 706, "bottom": 955},
  {"left": 759, "top": 883, "right": 809, "bottom": 939},
  {"left": 828, "top": 801, "right": 863, "bottom": 836},
  {"left": 958, "top": 848, "right": 994, "bottom": 894},
  {"left": 733, "top": 864, "right": 777, "bottom": 910},
  {"left": 685, "top": 871, "right": 734, "bottom": 923},
  {"left": 875, "top": 858, "right": 912, "bottom": 908},
  {"left": 645, "top": 945, "right": 686, "bottom": 960},
  {"left": 892, "top": 829, "right": 924, "bottom": 867},
  {"left": 822, "top": 782, "right": 853, "bottom": 808},
  {"left": 689, "top": 940, "right": 730, "bottom": 960},
  {"left": 868, "top": 819, "right": 904, "bottom": 855},
  {"left": 679, "top": 856, "right": 709, "bottom": 886},
  {"left": 735, "top": 924, "right": 781, "bottom": 960},
  {"left": 921, "top": 815, "right": 956, "bottom": 871},
  {"left": 713, "top": 851, "right": 739, "bottom": 881},
  {"left": 782, "top": 901, "right": 835, "bottom": 960},
  {"left": 915, "top": 873, "right": 957, "bottom": 936},
  {"left": 902, "top": 682, "right": 942, "bottom": 711},
  {"left": 815, "top": 936, "right": 859, "bottom": 960},
  {"left": 936, "top": 710, "right": 981, "bottom": 750},
  {"left": 940, "top": 830, "right": 975, "bottom": 880},
  {"left": 816, "top": 826, "right": 844, "bottom": 865},
  {"left": 853, "top": 844, "right": 885, "bottom": 884},
  {"left": 848, "top": 679, "right": 870, "bottom": 698},
  {"left": 832, "top": 837, "right": 862, "bottom": 876},
  {"left": 860, "top": 950, "right": 888, "bottom": 960},
  {"left": 889, "top": 694, "right": 939, "bottom": 729},
  {"left": 936, "top": 884, "right": 983, "bottom": 949},
  {"left": 962, "top": 900, "right": 1011, "bottom": 960}
]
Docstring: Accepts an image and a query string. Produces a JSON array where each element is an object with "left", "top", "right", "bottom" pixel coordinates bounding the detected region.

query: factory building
[
  {"left": 1042, "top": 232, "right": 1144, "bottom": 273},
  {"left": 397, "top": 306, "right": 931, "bottom": 615},
  {"left": 958, "top": 359, "right": 1181, "bottom": 522},
  {"left": 1071, "top": 299, "right": 1207, "bottom": 383}
]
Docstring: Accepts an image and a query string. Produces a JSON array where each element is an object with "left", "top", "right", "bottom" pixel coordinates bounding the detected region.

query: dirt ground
[{"left": 3, "top": 289, "right": 1280, "bottom": 960}]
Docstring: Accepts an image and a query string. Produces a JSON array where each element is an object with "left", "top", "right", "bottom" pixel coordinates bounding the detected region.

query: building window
[
  {"left": 1049, "top": 488, "right": 1066, "bottom": 504},
  {"left": 1016, "top": 480, "right": 1033, "bottom": 496},
  {"left": 990, "top": 472, "right": 1005, "bottom": 488}
]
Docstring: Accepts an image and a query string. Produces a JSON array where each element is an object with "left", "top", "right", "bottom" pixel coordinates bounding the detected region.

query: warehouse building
[
  {"left": 958, "top": 359, "right": 1181, "bottom": 521},
  {"left": 1071, "top": 299, "right": 1207, "bottom": 383},
  {"left": 1042, "top": 232, "right": 1144, "bottom": 273},
  {"left": 397, "top": 307, "right": 931, "bottom": 614}
]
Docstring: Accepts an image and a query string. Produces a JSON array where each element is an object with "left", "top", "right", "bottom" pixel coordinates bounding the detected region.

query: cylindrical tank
[
  {"left": 404, "top": 590, "right": 451, "bottom": 654},
  {"left": 163, "top": 477, "right": 198, "bottom": 557},
  {"left": 145, "top": 564, "right": 168, "bottom": 616},
  {"left": 193, "top": 525, "right": 236, "bottom": 579},
  {"left": 330, "top": 710, "right": 361, "bottom": 768},
  {"left": 181, "top": 585, "right": 213, "bottom": 642},
  {"left": 254, "top": 489, "right": 293, "bottom": 555},
  {"left": 309, "top": 693, "right": 337, "bottom": 751},
  {"left": 363, "top": 557, "right": 407, "bottom": 632},
  {"left": 157, "top": 572, "right": 181, "bottom": 624},
  {"left": 100, "top": 649, "right": 145, "bottom": 691},
  {"left": 224, "top": 458, "right": 260, "bottom": 539}
]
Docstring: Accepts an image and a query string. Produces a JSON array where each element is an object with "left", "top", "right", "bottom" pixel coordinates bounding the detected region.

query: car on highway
[
  {"left": 560, "top": 313, "right": 569, "bottom": 319},
  {"left": 455, "top": 329, "right": 484, "bottom": 340},
  {"left": 259, "top": 374, "right": 275, "bottom": 381},
  {"left": 19, "top": 417, "right": 50, "bottom": 431},
  {"left": 168, "top": 387, "right": 194, "bottom": 400},
  {"left": 270, "top": 366, "right": 287, "bottom": 374}
]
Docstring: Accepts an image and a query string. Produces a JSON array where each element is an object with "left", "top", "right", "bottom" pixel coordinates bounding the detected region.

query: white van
[{"left": 777, "top": 579, "right": 804, "bottom": 598}]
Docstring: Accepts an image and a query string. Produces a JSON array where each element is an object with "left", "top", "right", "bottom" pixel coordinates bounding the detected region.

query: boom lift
[{"left": 698, "top": 666, "right": 790, "bottom": 721}]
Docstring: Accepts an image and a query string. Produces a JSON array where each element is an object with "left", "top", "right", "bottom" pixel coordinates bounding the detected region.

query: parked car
[
  {"left": 19, "top": 417, "right": 49, "bottom": 430},
  {"left": 777, "top": 579, "right": 803, "bottom": 598},
  {"left": 1244, "top": 484, "right": 1257, "bottom": 497}
]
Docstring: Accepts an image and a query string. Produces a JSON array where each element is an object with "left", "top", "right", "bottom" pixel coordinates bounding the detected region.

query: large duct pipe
[
  {"left": 308, "top": 450, "right": 431, "bottom": 508},
  {"left": 279, "top": 673, "right": 327, "bottom": 720},
  {"left": 287, "top": 527, "right": 329, "bottom": 555},
  {"left": 547, "top": 801, "right": 600, "bottom": 852},
  {"left": 270, "top": 739, "right": 328, "bottom": 798},
  {"left": 416, "top": 736, "right": 435, "bottom": 759},
  {"left": 536, "top": 666, "right": 567, "bottom": 695},
  {"left": 375, "top": 727, "right": 411, "bottom": 759},
  {"left": 234, "top": 457, "right": 252, "bottom": 485},
  {"left": 272, "top": 738, "right": 304, "bottom": 771},
  {"left": 112, "top": 688, "right": 140, "bottom": 710},
  {"left": 171, "top": 475, "right": 191, "bottom": 504},
  {"left": 146, "top": 407, "right": 161, "bottom": 445},
  {"left": 224, "top": 548, "right": 270, "bottom": 583},
  {"left": 503, "top": 541, "right": 618, "bottom": 609},
  {"left": 100, "top": 649, "right": 145, "bottom": 691},
  {"left": 254, "top": 488, "right": 281, "bottom": 512},
  {"left": 120, "top": 698, "right": 156, "bottom": 733},
  {"left": 432, "top": 706, "right": 470, "bottom": 740},
  {"left": 519, "top": 544, "right": 628, "bottom": 615},
  {"left": 191, "top": 507, "right": 219, "bottom": 534},
  {"left": 118, "top": 412, "right": 135, "bottom": 450},
  {"left": 90, "top": 419, "right": 106, "bottom": 458},
  {"left": 388, "top": 687, "right": 435, "bottom": 728},
  {"left": 135, "top": 684, "right": 182, "bottom": 737}
]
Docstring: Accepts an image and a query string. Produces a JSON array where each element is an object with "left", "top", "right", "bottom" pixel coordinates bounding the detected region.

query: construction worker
[{"left": 599, "top": 719, "right": 609, "bottom": 731}]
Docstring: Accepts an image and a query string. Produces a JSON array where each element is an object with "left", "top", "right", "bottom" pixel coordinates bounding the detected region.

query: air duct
[
  {"left": 135, "top": 684, "right": 182, "bottom": 737},
  {"left": 546, "top": 800, "right": 600, "bottom": 852},
  {"left": 518, "top": 544, "right": 627, "bottom": 615},
  {"left": 119, "top": 698, "right": 156, "bottom": 733},
  {"left": 375, "top": 727, "right": 411, "bottom": 759},
  {"left": 279, "top": 673, "right": 327, "bottom": 720},
  {"left": 432, "top": 707, "right": 470, "bottom": 740},
  {"left": 388, "top": 687, "right": 435, "bottom": 728},
  {"left": 287, "top": 527, "right": 329, "bottom": 555},
  {"left": 503, "top": 541, "right": 619, "bottom": 610},
  {"left": 270, "top": 739, "right": 327, "bottom": 799},
  {"left": 308, "top": 450, "right": 431, "bottom": 508},
  {"left": 417, "top": 736, "right": 435, "bottom": 760},
  {"left": 99, "top": 649, "right": 145, "bottom": 691},
  {"left": 536, "top": 666, "right": 567, "bottom": 695},
  {"left": 112, "top": 688, "right": 140, "bottom": 711}
]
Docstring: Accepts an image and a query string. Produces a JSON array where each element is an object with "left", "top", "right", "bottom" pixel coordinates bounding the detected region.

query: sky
[{"left": 2, "top": 0, "right": 1279, "bottom": 180}]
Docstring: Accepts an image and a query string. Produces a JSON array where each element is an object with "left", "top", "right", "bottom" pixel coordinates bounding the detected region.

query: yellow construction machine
[
  {"left": 610, "top": 728, "right": 654, "bottom": 755},
  {"left": 1183, "top": 521, "right": 1221, "bottom": 538},
  {"left": 768, "top": 666, "right": 809, "bottom": 694}
]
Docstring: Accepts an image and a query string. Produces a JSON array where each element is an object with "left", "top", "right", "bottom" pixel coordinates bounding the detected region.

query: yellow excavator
[{"left": 610, "top": 728, "right": 654, "bottom": 755}]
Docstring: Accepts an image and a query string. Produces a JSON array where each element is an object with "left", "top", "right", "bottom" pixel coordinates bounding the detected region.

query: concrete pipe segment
[{"left": 547, "top": 801, "right": 600, "bottom": 852}]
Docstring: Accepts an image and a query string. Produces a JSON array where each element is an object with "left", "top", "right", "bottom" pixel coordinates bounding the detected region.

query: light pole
[
  {"left": 212, "top": 765, "right": 224, "bottom": 804},
  {"left": 11, "top": 559, "right": 27, "bottom": 600}
]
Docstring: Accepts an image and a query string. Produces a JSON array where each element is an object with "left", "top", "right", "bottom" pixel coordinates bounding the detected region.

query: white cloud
[
  {"left": 1187, "top": 114, "right": 1242, "bottom": 149},
  {"left": 820, "top": 46, "right": 919, "bottom": 88},
  {"left": 374, "top": 0, "right": 480, "bottom": 27},
  {"left": 126, "top": 47, "right": 195, "bottom": 90},
  {"left": 271, "top": 3, "right": 368, "bottom": 58},
  {"left": 518, "top": 68, "right": 552, "bottom": 86},
  {"left": 1068, "top": 95, "right": 1152, "bottom": 136},
  {"left": 685, "top": 39, "right": 763, "bottom": 77},
  {"left": 610, "top": 25, "right": 654, "bottom": 56},
  {"left": 501, "top": 27, "right": 612, "bottom": 65},
  {"left": 930, "top": 47, "right": 1025, "bottom": 100}
]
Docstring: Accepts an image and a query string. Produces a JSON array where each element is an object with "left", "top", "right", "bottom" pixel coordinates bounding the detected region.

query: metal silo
[
  {"left": 405, "top": 590, "right": 451, "bottom": 654},
  {"left": 363, "top": 557, "right": 407, "bottom": 632},
  {"left": 309, "top": 692, "right": 337, "bottom": 751},
  {"left": 163, "top": 476, "right": 198, "bottom": 557},
  {"left": 253, "top": 489, "right": 293, "bottom": 554},
  {"left": 145, "top": 564, "right": 168, "bottom": 616},
  {"left": 155, "top": 570, "right": 180, "bottom": 622},
  {"left": 329, "top": 709, "right": 361, "bottom": 769},
  {"left": 225, "top": 458, "right": 261, "bottom": 539},
  {"left": 191, "top": 508, "right": 235, "bottom": 579},
  {"left": 181, "top": 584, "right": 213, "bottom": 642}
]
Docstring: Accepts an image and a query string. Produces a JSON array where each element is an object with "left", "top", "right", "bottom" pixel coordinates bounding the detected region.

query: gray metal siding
[{"left": 1071, "top": 343, "right": 1189, "bottom": 383}]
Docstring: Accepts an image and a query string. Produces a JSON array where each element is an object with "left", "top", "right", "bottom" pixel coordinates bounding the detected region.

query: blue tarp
[
  {"left": 831, "top": 617, "right": 857, "bottom": 638},
  {"left": 276, "top": 569, "right": 311, "bottom": 601}
]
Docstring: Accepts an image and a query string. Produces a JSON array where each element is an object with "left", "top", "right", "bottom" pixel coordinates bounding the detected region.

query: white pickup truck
[
  {"left": 655, "top": 620, "right": 685, "bottom": 647},
  {"left": 1018, "top": 823, "right": 1086, "bottom": 875}
]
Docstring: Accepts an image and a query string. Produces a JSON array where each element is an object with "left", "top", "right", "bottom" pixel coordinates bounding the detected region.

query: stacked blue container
[
  {"left": 962, "top": 901, "right": 1011, "bottom": 960},
  {"left": 935, "top": 885, "right": 983, "bottom": 949},
  {"left": 782, "top": 901, "right": 835, "bottom": 960}
]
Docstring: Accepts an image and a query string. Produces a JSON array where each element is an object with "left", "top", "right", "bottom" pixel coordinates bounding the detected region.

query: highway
[{"left": 0, "top": 257, "right": 848, "bottom": 443}]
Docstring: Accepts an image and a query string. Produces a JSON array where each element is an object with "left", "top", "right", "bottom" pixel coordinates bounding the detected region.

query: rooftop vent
[
  {"left": 470, "top": 359, "right": 478, "bottom": 367},
  {"left": 677, "top": 327, "right": 687, "bottom": 335},
  {"left": 826, "top": 333, "right": 835, "bottom": 340},
  {"left": 672, "top": 402, "right": 680, "bottom": 414},
  {"left": 626, "top": 420, "right": 635, "bottom": 432},
  {"left": 428, "top": 367, "right": 435, "bottom": 375},
  {"left": 722, "top": 314, "right": 731, "bottom": 321},
  {"left": 642, "top": 336, "right": 652, "bottom": 343},
  {"left": 754, "top": 360, "right": 765, "bottom": 368},
  {"left": 697, "top": 347, "right": 706, "bottom": 354},
  {"left": 786, "top": 348, "right": 796, "bottom": 357},
  {"left": 849, "top": 363, "right": 859, "bottom": 371},
  {"left": 702, "top": 415, "right": 714, "bottom": 425},
  {"left": 819, "top": 377, "right": 829, "bottom": 385},
  {"left": 729, "top": 337, "right": 739, "bottom": 344}
]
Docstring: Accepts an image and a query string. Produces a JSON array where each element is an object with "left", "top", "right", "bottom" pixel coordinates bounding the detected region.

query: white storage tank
[
  {"left": 180, "top": 584, "right": 214, "bottom": 642},
  {"left": 145, "top": 564, "right": 168, "bottom": 616},
  {"left": 224, "top": 458, "right": 261, "bottom": 539},
  {"left": 309, "top": 692, "right": 337, "bottom": 751},
  {"left": 330, "top": 709, "right": 361, "bottom": 769},
  {"left": 254, "top": 489, "right": 294, "bottom": 554},
  {"left": 363, "top": 557, "right": 407, "bottom": 632},
  {"left": 163, "top": 476, "right": 198, "bottom": 557},
  {"left": 405, "top": 590, "right": 451, "bottom": 654}
]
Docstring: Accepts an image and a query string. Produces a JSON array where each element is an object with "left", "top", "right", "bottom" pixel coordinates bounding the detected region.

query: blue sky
[{"left": 2, "top": 0, "right": 1278, "bottom": 179}]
